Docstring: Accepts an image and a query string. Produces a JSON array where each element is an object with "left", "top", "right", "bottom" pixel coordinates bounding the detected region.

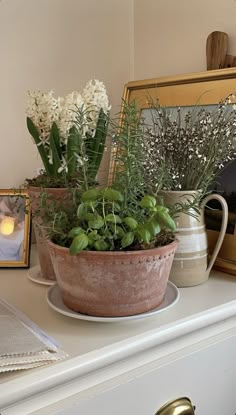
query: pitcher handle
[{"left": 201, "top": 194, "right": 228, "bottom": 274}]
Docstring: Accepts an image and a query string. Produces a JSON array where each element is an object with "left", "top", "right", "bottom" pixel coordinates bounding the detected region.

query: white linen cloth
[{"left": 0, "top": 297, "right": 68, "bottom": 372}]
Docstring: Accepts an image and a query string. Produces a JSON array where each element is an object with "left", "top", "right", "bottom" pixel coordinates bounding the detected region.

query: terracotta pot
[
  {"left": 28, "top": 187, "right": 72, "bottom": 282},
  {"left": 160, "top": 191, "right": 228, "bottom": 287},
  {"left": 48, "top": 240, "right": 178, "bottom": 317}
]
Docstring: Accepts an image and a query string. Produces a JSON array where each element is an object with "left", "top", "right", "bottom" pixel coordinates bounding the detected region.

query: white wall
[
  {"left": 0, "top": 0, "right": 133, "bottom": 187},
  {"left": 134, "top": 0, "right": 236, "bottom": 79},
  {"left": 2, "top": 0, "right": 236, "bottom": 188}
]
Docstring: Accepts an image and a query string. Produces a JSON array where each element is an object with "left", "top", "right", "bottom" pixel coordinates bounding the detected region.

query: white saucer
[
  {"left": 28, "top": 265, "right": 56, "bottom": 286},
  {"left": 46, "top": 281, "right": 179, "bottom": 323}
]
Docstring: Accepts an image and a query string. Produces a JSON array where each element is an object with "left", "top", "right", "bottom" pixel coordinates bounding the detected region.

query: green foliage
[
  {"left": 35, "top": 100, "right": 177, "bottom": 254},
  {"left": 111, "top": 100, "right": 147, "bottom": 215},
  {"left": 66, "top": 126, "right": 81, "bottom": 179},
  {"left": 49, "top": 122, "right": 62, "bottom": 177},
  {"left": 69, "top": 234, "right": 89, "bottom": 255},
  {"left": 67, "top": 189, "right": 176, "bottom": 255},
  {"left": 86, "top": 109, "right": 109, "bottom": 181}
]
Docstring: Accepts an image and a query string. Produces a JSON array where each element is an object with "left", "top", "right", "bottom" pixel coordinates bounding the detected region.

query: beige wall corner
[
  {"left": 0, "top": 0, "right": 133, "bottom": 188},
  {"left": 134, "top": 0, "right": 236, "bottom": 80}
]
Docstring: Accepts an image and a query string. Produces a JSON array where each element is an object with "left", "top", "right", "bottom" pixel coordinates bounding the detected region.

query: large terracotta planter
[
  {"left": 28, "top": 187, "right": 71, "bottom": 282},
  {"left": 48, "top": 240, "right": 178, "bottom": 317},
  {"left": 160, "top": 191, "right": 228, "bottom": 287}
]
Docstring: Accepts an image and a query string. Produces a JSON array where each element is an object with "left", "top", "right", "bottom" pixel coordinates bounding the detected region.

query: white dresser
[{"left": 0, "top": 247, "right": 236, "bottom": 415}]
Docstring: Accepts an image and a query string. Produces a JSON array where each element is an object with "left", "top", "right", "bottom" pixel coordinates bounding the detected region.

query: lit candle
[{"left": 0, "top": 216, "right": 15, "bottom": 235}]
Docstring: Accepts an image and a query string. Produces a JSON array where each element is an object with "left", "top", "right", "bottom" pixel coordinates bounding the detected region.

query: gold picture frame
[
  {"left": 118, "top": 67, "right": 236, "bottom": 276},
  {"left": 0, "top": 190, "right": 31, "bottom": 267}
]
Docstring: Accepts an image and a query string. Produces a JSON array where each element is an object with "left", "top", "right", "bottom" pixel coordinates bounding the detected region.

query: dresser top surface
[{"left": 0, "top": 246, "right": 236, "bottom": 388}]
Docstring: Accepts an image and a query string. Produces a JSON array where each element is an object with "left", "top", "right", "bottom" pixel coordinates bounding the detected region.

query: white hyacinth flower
[
  {"left": 26, "top": 79, "right": 110, "bottom": 175},
  {"left": 82, "top": 79, "right": 111, "bottom": 137}
]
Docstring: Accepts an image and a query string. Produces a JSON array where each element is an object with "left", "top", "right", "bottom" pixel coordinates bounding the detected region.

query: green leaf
[
  {"left": 68, "top": 227, "right": 84, "bottom": 238},
  {"left": 87, "top": 230, "right": 101, "bottom": 245},
  {"left": 94, "top": 240, "right": 109, "bottom": 251},
  {"left": 155, "top": 211, "right": 176, "bottom": 231},
  {"left": 113, "top": 202, "right": 121, "bottom": 212},
  {"left": 67, "top": 126, "right": 80, "bottom": 177},
  {"left": 26, "top": 117, "right": 54, "bottom": 176},
  {"left": 87, "top": 237, "right": 95, "bottom": 247},
  {"left": 84, "top": 212, "right": 96, "bottom": 221},
  {"left": 103, "top": 188, "right": 124, "bottom": 202},
  {"left": 82, "top": 189, "right": 101, "bottom": 202},
  {"left": 122, "top": 217, "right": 138, "bottom": 230},
  {"left": 88, "top": 216, "right": 104, "bottom": 229},
  {"left": 109, "top": 224, "right": 125, "bottom": 238},
  {"left": 105, "top": 214, "right": 122, "bottom": 224},
  {"left": 69, "top": 234, "right": 89, "bottom": 255},
  {"left": 144, "top": 219, "right": 161, "bottom": 238},
  {"left": 51, "top": 122, "right": 61, "bottom": 156},
  {"left": 49, "top": 122, "right": 62, "bottom": 176},
  {"left": 155, "top": 205, "right": 169, "bottom": 213},
  {"left": 121, "top": 232, "right": 134, "bottom": 248},
  {"left": 139, "top": 195, "right": 156, "bottom": 209},
  {"left": 136, "top": 226, "right": 151, "bottom": 243},
  {"left": 77, "top": 203, "right": 88, "bottom": 220},
  {"left": 87, "top": 109, "right": 109, "bottom": 181},
  {"left": 88, "top": 230, "right": 98, "bottom": 239}
]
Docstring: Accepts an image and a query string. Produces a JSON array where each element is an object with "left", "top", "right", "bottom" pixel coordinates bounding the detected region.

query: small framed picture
[{"left": 0, "top": 190, "right": 31, "bottom": 267}]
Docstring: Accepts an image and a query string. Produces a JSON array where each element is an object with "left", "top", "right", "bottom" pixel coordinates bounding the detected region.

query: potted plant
[
  {"left": 142, "top": 96, "right": 236, "bottom": 286},
  {"left": 45, "top": 101, "right": 178, "bottom": 317},
  {"left": 26, "top": 80, "right": 110, "bottom": 281}
]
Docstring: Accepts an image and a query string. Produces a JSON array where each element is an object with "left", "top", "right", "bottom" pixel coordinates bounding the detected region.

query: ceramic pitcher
[{"left": 161, "top": 191, "right": 228, "bottom": 287}]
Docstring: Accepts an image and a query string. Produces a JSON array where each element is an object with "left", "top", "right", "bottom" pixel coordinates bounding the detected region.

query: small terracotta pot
[
  {"left": 28, "top": 187, "right": 72, "bottom": 281},
  {"left": 48, "top": 240, "right": 178, "bottom": 317}
]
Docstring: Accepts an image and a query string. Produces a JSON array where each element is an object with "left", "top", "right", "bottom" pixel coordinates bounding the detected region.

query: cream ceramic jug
[{"left": 161, "top": 191, "right": 228, "bottom": 287}]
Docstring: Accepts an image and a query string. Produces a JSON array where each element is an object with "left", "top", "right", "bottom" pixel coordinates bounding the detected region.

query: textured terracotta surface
[
  {"left": 28, "top": 187, "right": 71, "bottom": 281},
  {"left": 48, "top": 241, "right": 178, "bottom": 317},
  {"left": 161, "top": 190, "right": 228, "bottom": 287}
]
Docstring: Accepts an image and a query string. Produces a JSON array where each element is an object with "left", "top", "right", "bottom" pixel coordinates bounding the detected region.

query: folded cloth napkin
[{"left": 0, "top": 297, "right": 68, "bottom": 372}]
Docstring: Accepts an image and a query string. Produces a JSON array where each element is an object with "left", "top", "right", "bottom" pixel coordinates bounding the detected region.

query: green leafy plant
[
  {"left": 66, "top": 188, "right": 175, "bottom": 254},
  {"left": 41, "top": 100, "right": 177, "bottom": 253}
]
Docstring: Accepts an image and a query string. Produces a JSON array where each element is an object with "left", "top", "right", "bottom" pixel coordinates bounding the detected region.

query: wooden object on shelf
[
  {"left": 224, "top": 54, "right": 236, "bottom": 68},
  {"left": 206, "top": 31, "right": 228, "bottom": 70}
]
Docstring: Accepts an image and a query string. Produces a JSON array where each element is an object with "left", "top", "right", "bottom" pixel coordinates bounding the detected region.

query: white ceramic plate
[
  {"left": 46, "top": 281, "right": 180, "bottom": 323},
  {"left": 28, "top": 265, "right": 56, "bottom": 286}
]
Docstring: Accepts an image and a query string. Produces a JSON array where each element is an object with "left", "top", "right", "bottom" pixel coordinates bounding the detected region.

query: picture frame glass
[{"left": 0, "top": 191, "right": 31, "bottom": 267}]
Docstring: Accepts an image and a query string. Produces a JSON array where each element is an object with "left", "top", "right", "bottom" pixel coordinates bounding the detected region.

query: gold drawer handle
[{"left": 155, "top": 397, "right": 195, "bottom": 415}]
